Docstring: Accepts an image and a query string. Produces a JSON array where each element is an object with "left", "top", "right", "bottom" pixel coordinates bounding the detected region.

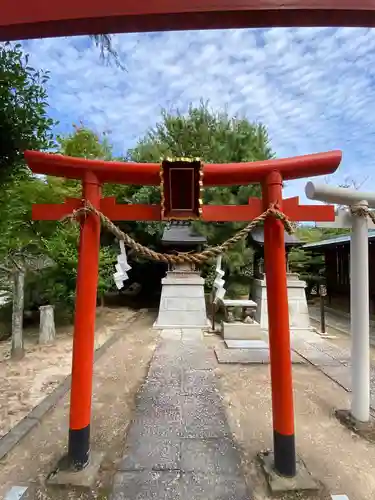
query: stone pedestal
[
  {"left": 222, "top": 321, "right": 268, "bottom": 349},
  {"left": 222, "top": 321, "right": 265, "bottom": 341},
  {"left": 154, "top": 269, "right": 209, "bottom": 329},
  {"left": 252, "top": 273, "right": 315, "bottom": 340}
]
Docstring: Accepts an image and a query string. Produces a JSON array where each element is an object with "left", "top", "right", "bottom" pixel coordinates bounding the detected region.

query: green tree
[
  {"left": 0, "top": 42, "right": 56, "bottom": 183},
  {"left": 53, "top": 125, "right": 118, "bottom": 306},
  {"left": 57, "top": 124, "right": 113, "bottom": 160},
  {"left": 126, "top": 102, "right": 274, "bottom": 294}
]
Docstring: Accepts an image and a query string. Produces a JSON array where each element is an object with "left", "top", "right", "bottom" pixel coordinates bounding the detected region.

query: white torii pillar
[{"left": 305, "top": 182, "right": 375, "bottom": 423}]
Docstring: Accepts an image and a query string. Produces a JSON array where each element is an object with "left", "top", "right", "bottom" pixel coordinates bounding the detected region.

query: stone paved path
[
  {"left": 292, "top": 337, "right": 375, "bottom": 413},
  {"left": 309, "top": 305, "right": 375, "bottom": 346},
  {"left": 110, "top": 328, "right": 250, "bottom": 500}
]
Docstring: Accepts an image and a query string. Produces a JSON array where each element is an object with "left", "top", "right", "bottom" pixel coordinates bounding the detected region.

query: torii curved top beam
[
  {"left": 1, "top": 1, "right": 375, "bottom": 41},
  {"left": 24, "top": 150, "right": 342, "bottom": 186}
]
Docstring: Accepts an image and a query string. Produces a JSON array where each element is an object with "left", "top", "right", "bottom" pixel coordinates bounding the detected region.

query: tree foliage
[
  {"left": 125, "top": 102, "right": 274, "bottom": 293},
  {"left": 0, "top": 43, "right": 56, "bottom": 183},
  {"left": 89, "top": 35, "right": 125, "bottom": 71},
  {"left": 57, "top": 124, "right": 113, "bottom": 160}
]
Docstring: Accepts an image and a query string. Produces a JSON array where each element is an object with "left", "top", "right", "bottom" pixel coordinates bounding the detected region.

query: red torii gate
[
  {"left": 26, "top": 149, "right": 341, "bottom": 478},
  {"left": 1, "top": 1, "right": 375, "bottom": 40}
]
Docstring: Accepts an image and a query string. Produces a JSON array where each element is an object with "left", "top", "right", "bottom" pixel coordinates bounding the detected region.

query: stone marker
[{"left": 39, "top": 305, "right": 56, "bottom": 344}]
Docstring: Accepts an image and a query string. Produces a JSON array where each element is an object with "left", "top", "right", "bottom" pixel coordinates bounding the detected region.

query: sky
[{"left": 21, "top": 27, "right": 375, "bottom": 202}]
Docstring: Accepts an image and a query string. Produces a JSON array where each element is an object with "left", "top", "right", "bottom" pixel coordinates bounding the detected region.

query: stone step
[{"left": 222, "top": 321, "right": 266, "bottom": 341}]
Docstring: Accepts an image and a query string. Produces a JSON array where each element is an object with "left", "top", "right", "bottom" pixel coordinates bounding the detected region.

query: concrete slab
[
  {"left": 224, "top": 339, "right": 268, "bottom": 349},
  {"left": 119, "top": 436, "right": 181, "bottom": 471},
  {"left": 161, "top": 329, "right": 182, "bottom": 340},
  {"left": 180, "top": 438, "right": 243, "bottom": 476},
  {"left": 4, "top": 486, "right": 28, "bottom": 500},
  {"left": 259, "top": 451, "right": 319, "bottom": 494},
  {"left": 319, "top": 366, "right": 352, "bottom": 392},
  {"left": 308, "top": 341, "right": 351, "bottom": 366},
  {"left": 222, "top": 321, "right": 264, "bottom": 341},
  {"left": 180, "top": 472, "right": 249, "bottom": 500},
  {"left": 292, "top": 346, "right": 342, "bottom": 367},
  {"left": 111, "top": 471, "right": 181, "bottom": 500},
  {"left": 47, "top": 451, "right": 105, "bottom": 488},
  {"left": 181, "top": 369, "right": 217, "bottom": 396},
  {"left": 215, "top": 348, "right": 306, "bottom": 365},
  {"left": 180, "top": 351, "right": 216, "bottom": 370},
  {"left": 128, "top": 415, "right": 181, "bottom": 439},
  {"left": 180, "top": 395, "right": 230, "bottom": 439},
  {"left": 181, "top": 329, "right": 203, "bottom": 342},
  {"left": 147, "top": 366, "right": 182, "bottom": 388}
]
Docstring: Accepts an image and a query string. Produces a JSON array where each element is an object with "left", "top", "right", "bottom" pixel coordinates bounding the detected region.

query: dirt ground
[
  {"left": 0, "top": 307, "right": 136, "bottom": 438},
  {"left": 0, "top": 310, "right": 158, "bottom": 499},
  {"left": 205, "top": 332, "right": 375, "bottom": 500}
]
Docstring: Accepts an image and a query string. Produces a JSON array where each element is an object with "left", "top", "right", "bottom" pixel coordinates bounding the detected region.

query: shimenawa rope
[
  {"left": 63, "top": 202, "right": 296, "bottom": 266},
  {"left": 350, "top": 204, "right": 375, "bottom": 224}
]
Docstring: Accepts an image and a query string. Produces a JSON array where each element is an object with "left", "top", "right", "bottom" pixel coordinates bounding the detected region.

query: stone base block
[
  {"left": 222, "top": 321, "right": 266, "bottom": 341},
  {"left": 47, "top": 451, "right": 105, "bottom": 489},
  {"left": 224, "top": 339, "right": 268, "bottom": 349},
  {"left": 258, "top": 451, "right": 319, "bottom": 495},
  {"left": 154, "top": 271, "right": 208, "bottom": 329}
]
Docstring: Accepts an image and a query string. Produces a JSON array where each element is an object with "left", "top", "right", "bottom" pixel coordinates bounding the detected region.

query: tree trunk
[
  {"left": 11, "top": 270, "right": 25, "bottom": 360},
  {"left": 39, "top": 305, "right": 56, "bottom": 345}
]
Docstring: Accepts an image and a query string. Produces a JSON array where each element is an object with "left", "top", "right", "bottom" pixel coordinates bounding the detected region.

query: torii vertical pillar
[
  {"left": 263, "top": 172, "right": 296, "bottom": 477},
  {"left": 68, "top": 172, "right": 101, "bottom": 469},
  {"left": 306, "top": 182, "right": 375, "bottom": 423}
]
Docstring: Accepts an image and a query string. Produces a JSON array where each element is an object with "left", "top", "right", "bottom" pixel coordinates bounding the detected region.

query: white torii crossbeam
[{"left": 305, "top": 181, "right": 375, "bottom": 423}]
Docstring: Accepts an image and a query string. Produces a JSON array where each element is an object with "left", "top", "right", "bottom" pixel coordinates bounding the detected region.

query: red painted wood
[
  {"left": 69, "top": 173, "right": 100, "bottom": 433},
  {"left": 100, "top": 197, "right": 161, "bottom": 221},
  {"left": 262, "top": 171, "right": 296, "bottom": 472},
  {"left": 25, "top": 151, "right": 160, "bottom": 186},
  {"left": 2, "top": 1, "right": 375, "bottom": 40},
  {"left": 32, "top": 196, "right": 335, "bottom": 222},
  {"left": 282, "top": 196, "right": 336, "bottom": 221},
  {"left": 25, "top": 150, "right": 341, "bottom": 186},
  {"left": 31, "top": 198, "right": 81, "bottom": 220},
  {"left": 202, "top": 204, "right": 262, "bottom": 221},
  {"left": 203, "top": 151, "right": 342, "bottom": 185}
]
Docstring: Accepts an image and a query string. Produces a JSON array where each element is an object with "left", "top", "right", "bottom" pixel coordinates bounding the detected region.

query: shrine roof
[
  {"left": 162, "top": 222, "right": 207, "bottom": 247},
  {"left": 303, "top": 230, "right": 375, "bottom": 250},
  {"left": 248, "top": 227, "right": 302, "bottom": 247}
]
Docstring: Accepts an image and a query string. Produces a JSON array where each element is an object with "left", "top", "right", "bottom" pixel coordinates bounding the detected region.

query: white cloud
[{"left": 22, "top": 27, "right": 375, "bottom": 202}]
